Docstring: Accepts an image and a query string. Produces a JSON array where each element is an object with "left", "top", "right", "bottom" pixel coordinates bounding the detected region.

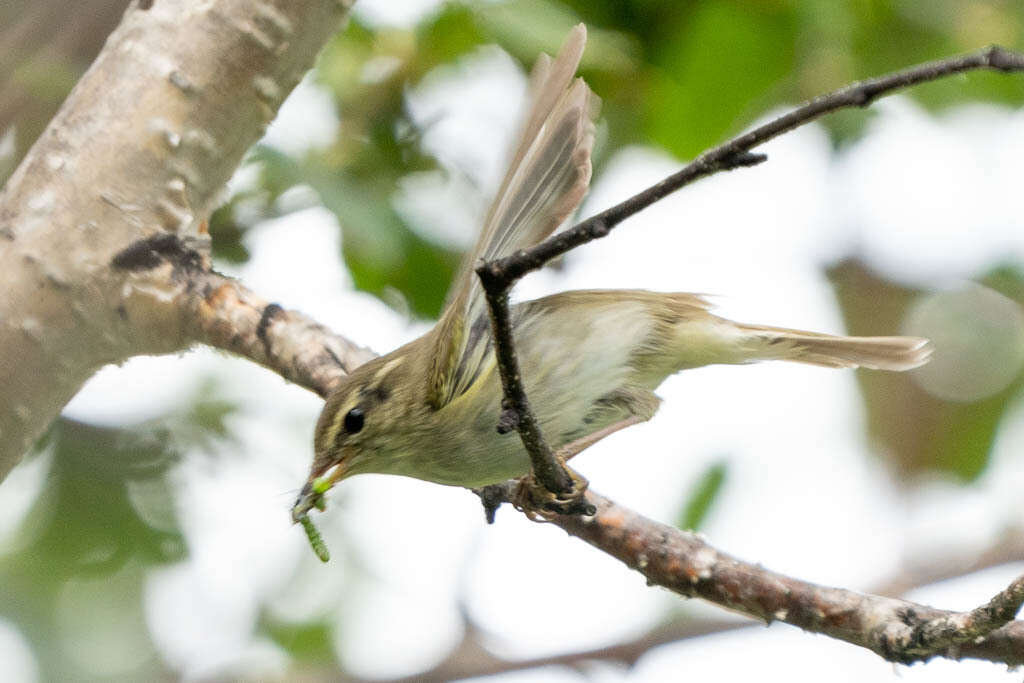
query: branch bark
[
  {"left": 181, "top": 292, "right": 1024, "bottom": 666},
  {"left": 549, "top": 490, "right": 1024, "bottom": 665},
  {"left": 374, "top": 526, "right": 1024, "bottom": 681},
  {"left": 0, "top": 0, "right": 353, "bottom": 474},
  {"left": 184, "top": 270, "right": 374, "bottom": 399}
]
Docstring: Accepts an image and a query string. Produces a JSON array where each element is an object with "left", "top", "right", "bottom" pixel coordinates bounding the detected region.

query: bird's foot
[{"left": 513, "top": 465, "right": 596, "bottom": 520}]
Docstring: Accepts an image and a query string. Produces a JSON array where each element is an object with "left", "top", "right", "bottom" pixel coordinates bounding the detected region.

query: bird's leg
[{"left": 514, "top": 415, "right": 645, "bottom": 518}]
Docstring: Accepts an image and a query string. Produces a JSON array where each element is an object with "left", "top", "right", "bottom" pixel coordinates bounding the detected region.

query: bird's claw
[{"left": 514, "top": 466, "right": 595, "bottom": 519}]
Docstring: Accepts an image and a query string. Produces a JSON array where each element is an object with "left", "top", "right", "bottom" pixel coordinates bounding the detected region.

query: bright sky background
[{"left": 3, "top": 1, "right": 1024, "bottom": 681}]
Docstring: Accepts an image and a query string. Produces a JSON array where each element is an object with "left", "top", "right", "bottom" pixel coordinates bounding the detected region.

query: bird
[{"left": 291, "top": 24, "right": 930, "bottom": 526}]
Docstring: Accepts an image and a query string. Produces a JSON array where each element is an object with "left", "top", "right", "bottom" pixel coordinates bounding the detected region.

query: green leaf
[
  {"left": 316, "top": 171, "right": 460, "bottom": 319},
  {"left": 417, "top": 3, "right": 485, "bottom": 67},
  {"left": 263, "top": 618, "right": 336, "bottom": 663},
  {"left": 644, "top": 2, "right": 798, "bottom": 159},
  {"left": 677, "top": 460, "right": 728, "bottom": 531},
  {"left": 207, "top": 202, "right": 252, "bottom": 264}
]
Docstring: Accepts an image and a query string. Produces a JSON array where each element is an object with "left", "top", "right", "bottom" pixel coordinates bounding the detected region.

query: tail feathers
[{"left": 739, "top": 324, "right": 932, "bottom": 371}]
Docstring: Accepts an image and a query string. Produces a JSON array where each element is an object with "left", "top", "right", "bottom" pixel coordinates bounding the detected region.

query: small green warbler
[{"left": 291, "top": 24, "right": 930, "bottom": 526}]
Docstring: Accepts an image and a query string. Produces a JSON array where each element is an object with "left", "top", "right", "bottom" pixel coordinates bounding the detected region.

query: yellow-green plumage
[
  {"left": 308, "top": 289, "right": 928, "bottom": 490},
  {"left": 293, "top": 25, "right": 930, "bottom": 519}
]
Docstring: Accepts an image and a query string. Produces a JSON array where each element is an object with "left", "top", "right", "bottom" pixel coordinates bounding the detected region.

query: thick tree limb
[{"left": 0, "top": 0, "right": 353, "bottom": 474}]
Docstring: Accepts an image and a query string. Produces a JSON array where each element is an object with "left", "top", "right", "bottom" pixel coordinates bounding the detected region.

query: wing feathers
[{"left": 427, "top": 25, "right": 597, "bottom": 408}]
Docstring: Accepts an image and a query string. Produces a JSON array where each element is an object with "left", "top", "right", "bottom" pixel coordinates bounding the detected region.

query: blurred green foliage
[
  {"left": 0, "top": 391, "right": 236, "bottom": 681},
  {"left": 829, "top": 259, "right": 1024, "bottom": 483},
  {"left": 4, "top": 0, "right": 1021, "bottom": 316},
  {"left": 201, "top": 0, "right": 1024, "bottom": 319},
  {"left": 0, "top": 0, "right": 130, "bottom": 168},
  {"left": 677, "top": 459, "right": 729, "bottom": 531}
]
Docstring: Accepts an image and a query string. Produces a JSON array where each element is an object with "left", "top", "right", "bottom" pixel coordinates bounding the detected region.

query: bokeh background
[{"left": 2, "top": 0, "right": 1024, "bottom": 680}]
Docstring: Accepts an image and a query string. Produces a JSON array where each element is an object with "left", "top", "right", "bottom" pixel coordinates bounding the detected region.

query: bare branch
[
  {"left": 485, "top": 45, "right": 1024, "bottom": 286},
  {"left": 877, "top": 525, "right": 1024, "bottom": 597},
  {"left": 907, "top": 574, "right": 1024, "bottom": 657},
  {"left": 545, "top": 490, "right": 1024, "bottom": 665},
  {"left": 378, "top": 615, "right": 745, "bottom": 683},
  {"left": 185, "top": 271, "right": 375, "bottom": 398},
  {"left": 473, "top": 270, "right": 575, "bottom": 497},
  {"left": 362, "top": 526, "right": 1024, "bottom": 682}
]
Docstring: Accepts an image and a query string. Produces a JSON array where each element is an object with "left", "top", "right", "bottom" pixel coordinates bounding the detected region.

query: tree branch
[
  {"left": 371, "top": 525, "right": 1024, "bottom": 682},
  {"left": 543, "top": 489, "right": 1024, "bottom": 665},
  {"left": 181, "top": 264, "right": 1024, "bottom": 669},
  {"left": 485, "top": 44, "right": 1024, "bottom": 286},
  {"left": 0, "top": 0, "right": 354, "bottom": 473},
  {"left": 184, "top": 270, "right": 375, "bottom": 398},
  {"left": 181, "top": 277, "right": 1024, "bottom": 665}
]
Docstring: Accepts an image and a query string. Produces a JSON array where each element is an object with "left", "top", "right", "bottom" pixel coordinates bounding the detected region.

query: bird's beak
[{"left": 291, "top": 461, "right": 347, "bottom": 523}]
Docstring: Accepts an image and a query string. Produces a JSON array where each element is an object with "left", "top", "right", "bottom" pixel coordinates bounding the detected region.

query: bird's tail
[{"left": 735, "top": 323, "right": 931, "bottom": 371}]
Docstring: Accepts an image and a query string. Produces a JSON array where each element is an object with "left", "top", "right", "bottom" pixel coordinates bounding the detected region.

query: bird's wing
[{"left": 426, "top": 23, "right": 598, "bottom": 408}]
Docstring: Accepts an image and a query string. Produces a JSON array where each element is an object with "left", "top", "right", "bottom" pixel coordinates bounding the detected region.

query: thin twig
[
  {"left": 488, "top": 45, "right": 1024, "bottom": 284},
  {"left": 905, "top": 574, "right": 1024, "bottom": 657},
  {"left": 475, "top": 44, "right": 1024, "bottom": 502},
  {"left": 476, "top": 265, "right": 575, "bottom": 495}
]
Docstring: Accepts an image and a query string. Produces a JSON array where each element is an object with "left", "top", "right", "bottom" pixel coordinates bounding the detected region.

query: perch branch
[
  {"left": 377, "top": 526, "right": 1024, "bottom": 681},
  {"left": 487, "top": 487, "right": 1024, "bottom": 666},
  {"left": 187, "top": 277, "right": 1024, "bottom": 665}
]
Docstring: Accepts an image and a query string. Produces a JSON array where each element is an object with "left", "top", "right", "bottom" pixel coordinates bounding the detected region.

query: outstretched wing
[{"left": 426, "top": 23, "right": 599, "bottom": 408}]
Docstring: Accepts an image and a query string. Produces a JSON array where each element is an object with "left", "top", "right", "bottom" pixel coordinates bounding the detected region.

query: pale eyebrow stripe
[
  {"left": 373, "top": 356, "right": 405, "bottom": 383},
  {"left": 327, "top": 356, "right": 407, "bottom": 444}
]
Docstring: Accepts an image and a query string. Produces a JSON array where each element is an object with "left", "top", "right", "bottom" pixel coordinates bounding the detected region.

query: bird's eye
[{"left": 344, "top": 408, "right": 365, "bottom": 434}]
